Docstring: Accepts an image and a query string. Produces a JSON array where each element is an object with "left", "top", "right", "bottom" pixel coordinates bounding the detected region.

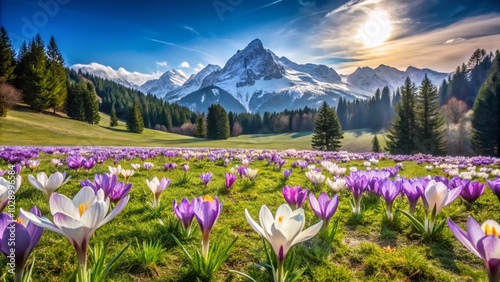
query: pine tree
[
  {"left": 110, "top": 104, "right": 118, "bottom": 127},
  {"left": 206, "top": 104, "right": 230, "bottom": 139},
  {"left": 415, "top": 75, "right": 446, "bottom": 155},
  {"left": 194, "top": 113, "right": 206, "bottom": 138},
  {"left": 0, "top": 27, "right": 16, "bottom": 83},
  {"left": 372, "top": 135, "right": 381, "bottom": 152},
  {"left": 46, "top": 36, "right": 67, "bottom": 113},
  {"left": 471, "top": 51, "right": 500, "bottom": 157},
  {"left": 126, "top": 98, "right": 144, "bottom": 133},
  {"left": 311, "top": 101, "right": 343, "bottom": 151},
  {"left": 386, "top": 77, "right": 417, "bottom": 154}
]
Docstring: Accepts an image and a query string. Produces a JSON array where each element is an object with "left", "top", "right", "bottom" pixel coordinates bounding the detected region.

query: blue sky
[{"left": 2, "top": 0, "right": 500, "bottom": 81}]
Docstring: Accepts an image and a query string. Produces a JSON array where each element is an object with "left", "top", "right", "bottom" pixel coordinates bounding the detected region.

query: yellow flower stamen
[
  {"left": 203, "top": 195, "right": 214, "bottom": 203},
  {"left": 16, "top": 218, "right": 24, "bottom": 225},
  {"left": 79, "top": 202, "right": 90, "bottom": 216},
  {"left": 484, "top": 224, "right": 500, "bottom": 237},
  {"left": 278, "top": 216, "right": 284, "bottom": 223}
]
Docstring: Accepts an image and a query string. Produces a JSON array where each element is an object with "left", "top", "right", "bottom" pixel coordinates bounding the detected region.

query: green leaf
[{"left": 398, "top": 208, "right": 425, "bottom": 233}]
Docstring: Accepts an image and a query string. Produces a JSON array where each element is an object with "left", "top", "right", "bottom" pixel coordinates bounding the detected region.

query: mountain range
[{"left": 71, "top": 39, "right": 449, "bottom": 113}]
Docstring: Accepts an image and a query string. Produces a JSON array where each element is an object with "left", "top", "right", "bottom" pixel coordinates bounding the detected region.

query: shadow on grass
[
  {"left": 14, "top": 104, "right": 67, "bottom": 118},
  {"left": 99, "top": 126, "right": 131, "bottom": 133},
  {"left": 291, "top": 132, "right": 312, "bottom": 138},
  {"left": 427, "top": 238, "right": 460, "bottom": 273}
]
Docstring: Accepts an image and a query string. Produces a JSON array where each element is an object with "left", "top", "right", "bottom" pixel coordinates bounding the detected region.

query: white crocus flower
[
  {"left": 108, "top": 165, "right": 122, "bottom": 176},
  {"left": 28, "top": 172, "right": 70, "bottom": 197},
  {"left": 423, "top": 180, "right": 462, "bottom": 232},
  {"left": 245, "top": 204, "right": 322, "bottom": 281},
  {"left": 120, "top": 169, "right": 135, "bottom": 182},
  {"left": 131, "top": 163, "right": 141, "bottom": 170},
  {"left": 146, "top": 177, "right": 170, "bottom": 207},
  {"left": 245, "top": 168, "right": 259, "bottom": 181},
  {"left": 0, "top": 175, "right": 22, "bottom": 210},
  {"left": 326, "top": 178, "right": 346, "bottom": 193},
  {"left": 305, "top": 170, "right": 325, "bottom": 185},
  {"left": 21, "top": 187, "right": 129, "bottom": 270}
]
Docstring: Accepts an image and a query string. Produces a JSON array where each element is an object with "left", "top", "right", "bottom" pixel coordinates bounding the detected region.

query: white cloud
[
  {"left": 70, "top": 62, "right": 162, "bottom": 87},
  {"left": 183, "top": 25, "right": 201, "bottom": 36},
  {"left": 194, "top": 63, "right": 205, "bottom": 72},
  {"left": 156, "top": 61, "right": 168, "bottom": 67},
  {"left": 179, "top": 61, "right": 190, "bottom": 68},
  {"left": 444, "top": 37, "right": 466, "bottom": 44}
]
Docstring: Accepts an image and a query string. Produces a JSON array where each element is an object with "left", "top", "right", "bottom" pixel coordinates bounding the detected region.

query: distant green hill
[{"left": 0, "top": 106, "right": 385, "bottom": 151}]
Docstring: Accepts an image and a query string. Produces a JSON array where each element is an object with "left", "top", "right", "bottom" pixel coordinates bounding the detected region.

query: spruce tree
[
  {"left": 415, "top": 74, "right": 446, "bottom": 155},
  {"left": 380, "top": 86, "right": 391, "bottom": 128},
  {"left": 0, "top": 27, "right": 16, "bottom": 83},
  {"left": 126, "top": 98, "right": 144, "bottom": 133},
  {"left": 19, "top": 34, "right": 52, "bottom": 111},
  {"left": 66, "top": 81, "right": 85, "bottom": 121},
  {"left": 206, "top": 104, "right": 230, "bottom": 139},
  {"left": 311, "top": 101, "right": 343, "bottom": 151},
  {"left": 46, "top": 36, "right": 67, "bottom": 113},
  {"left": 471, "top": 51, "right": 500, "bottom": 157},
  {"left": 385, "top": 77, "right": 417, "bottom": 154},
  {"left": 110, "top": 104, "right": 119, "bottom": 127},
  {"left": 372, "top": 135, "right": 381, "bottom": 152},
  {"left": 83, "top": 82, "right": 99, "bottom": 124},
  {"left": 194, "top": 113, "right": 206, "bottom": 138},
  {"left": 336, "top": 98, "right": 348, "bottom": 129}
]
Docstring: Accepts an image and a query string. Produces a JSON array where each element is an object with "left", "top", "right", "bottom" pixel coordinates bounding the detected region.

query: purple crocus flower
[
  {"left": 67, "top": 155, "right": 84, "bottom": 170},
  {"left": 0, "top": 207, "right": 44, "bottom": 281},
  {"left": 14, "top": 164, "right": 22, "bottom": 175},
  {"left": 402, "top": 179, "right": 423, "bottom": 214},
  {"left": 282, "top": 186, "right": 308, "bottom": 209},
  {"left": 345, "top": 174, "right": 369, "bottom": 214},
  {"left": 173, "top": 198, "right": 195, "bottom": 236},
  {"left": 308, "top": 192, "right": 339, "bottom": 230},
  {"left": 461, "top": 180, "right": 485, "bottom": 205},
  {"left": 200, "top": 172, "right": 213, "bottom": 188},
  {"left": 378, "top": 179, "right": 402, "bottom": 220},
  {"left": 193, "top": 195, "right": 222, "bottom": 259},
  {"left": 237, "top": 165, "right": 247, "bottom": 177},
  {"left": 182, "top": 164, "right": 190, "bottom": 172},
  {"left": 82, "top": 158, "right": 96, "bottom": 170},
  {"left": 108, "top": 182, "right": 132, "bottom": 203},
  {"left": 80, "top": 174, "right": 130, "bottom": 203},
  {"left": 487, "top": 178, "right": 500, "bottom": 201},
  {"left": 225, "top": 173, "right": 237, "bottom": 190},
  {"left": 164, "top": 162, "right": 177, "bottom": 171},
  {"left": 448, "top": 176, "right": 465, "bottom": 190},
  {"left": 448, "top": 217, "right": 500, "bottom": 282},
  {"left": 283, "top": 169, "right": 292, "bottom": 179},
  {"left": 299, "top": 161, "right": 309, "bottom": 170}
]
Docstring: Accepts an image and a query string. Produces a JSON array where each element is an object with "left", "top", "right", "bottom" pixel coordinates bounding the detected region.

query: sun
[{"left": 357, "top": 10, "right": 392, "bottom": 48}]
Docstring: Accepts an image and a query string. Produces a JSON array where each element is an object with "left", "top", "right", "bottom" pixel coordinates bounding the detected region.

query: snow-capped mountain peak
[
  {"left": 139, "top": 69, "right": 188, "bottom": 97},
  {"left": 161, "top": 64, "right": 222, "bottom": 101}
]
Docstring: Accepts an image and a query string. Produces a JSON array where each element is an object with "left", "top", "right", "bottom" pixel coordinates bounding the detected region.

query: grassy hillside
[{"left": 0, "top": 107, "right": 386, "bottom": 151}]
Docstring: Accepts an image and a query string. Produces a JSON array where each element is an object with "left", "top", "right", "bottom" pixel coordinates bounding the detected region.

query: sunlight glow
[{"left": 357, "top": 10, "right": 392, "bottom": 48}]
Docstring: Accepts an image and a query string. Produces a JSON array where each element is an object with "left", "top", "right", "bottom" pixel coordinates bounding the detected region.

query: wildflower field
[{"left": 1, "top": 146, "right": 500, "bottom": 282}]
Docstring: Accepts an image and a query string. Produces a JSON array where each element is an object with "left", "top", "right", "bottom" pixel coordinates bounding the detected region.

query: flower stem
[
  {"left": 277, "top": 259, "right": 284, "bottom": 282},
  {"left": 15, "top": 268, "right": 24, "bottom": 282}
]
